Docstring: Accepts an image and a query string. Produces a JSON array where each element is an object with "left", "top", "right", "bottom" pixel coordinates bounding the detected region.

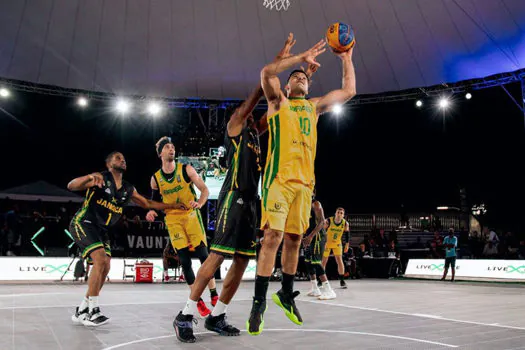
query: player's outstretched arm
[
  {"left": 186, "top": 165, "right": 209, "bottom": 209},
  {"left": 227, "top": 86, "right": 264, "bottom": 137},
  {"left": 261, "top": 34, "right": 326, "bottom": 106},
  {"left": 67, "top": 172, "right": 103, "bottom": 191},
  {"left": 310, "top": 47, "right": 356, "bottom": 115},
  {"left": 131, "top": 189, "right": 186, "bottom": 211}
]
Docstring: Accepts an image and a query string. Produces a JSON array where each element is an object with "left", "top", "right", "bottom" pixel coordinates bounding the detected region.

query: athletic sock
[
  {"left": 254, "top": 275, "right": 270, "bottom": 301},
  {"left": 211, "top": 300, "right": 228, "bottom": 317},
  {"left": 88, "top": 296, "right": 99, "bottom": 313},
  {"left": 310, "top": 280, "right": 318, "bottom": 289},
  {"left": 322, "top": 280, "right": 332, "bottom": 290},
  {"left": 281, "top": 272, "right": 294, "bottom": 295},
  {"left": 210, "top": 288, "right": 218, "bottom": 298},
  {"left": 79, "top": 297, "right": 88, "bottom": 311},
  {"left": 339, "top": 274, "right": 345, "bottom": 282},
  {"left": 182, "top": 299, "right": 198, "bottom": 316}
]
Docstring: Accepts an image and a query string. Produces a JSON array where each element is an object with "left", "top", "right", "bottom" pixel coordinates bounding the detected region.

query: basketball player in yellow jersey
[
  {"left": 248, "top": 33, "right": 356, "bottom": 335},
  {"left": 145, "top": 137, "right": 217, "bottom": 317},
  {"left": 322, "top": 207, "right": 350, "bottom": 289}
]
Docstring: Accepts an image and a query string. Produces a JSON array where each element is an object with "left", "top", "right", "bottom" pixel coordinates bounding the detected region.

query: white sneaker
[
  {"left": 318, "top": 289, "right": 336, "bottom": 300},
  {"left": 71, "top": 307, "right": 89, "bottom": 324},
  {"left": 82, "top": 307, "right": 110, "bottom": 327},
  {"left": 307, "top": 287, "right": 322, "bottom": 297}
]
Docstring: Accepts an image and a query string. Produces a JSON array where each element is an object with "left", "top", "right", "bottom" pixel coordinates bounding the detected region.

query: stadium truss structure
[{"left": 1, "top": 68, "right": 524, "bottom": 111}]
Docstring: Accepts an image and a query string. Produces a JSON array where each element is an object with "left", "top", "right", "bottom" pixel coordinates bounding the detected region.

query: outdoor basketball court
[{"left": 0, "top": 279, "right": 524, "bottom": 349}]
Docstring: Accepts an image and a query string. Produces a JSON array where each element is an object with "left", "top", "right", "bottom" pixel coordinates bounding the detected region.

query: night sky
[{"left": 1, "top": 82, "right": 524, "bottom": 232}]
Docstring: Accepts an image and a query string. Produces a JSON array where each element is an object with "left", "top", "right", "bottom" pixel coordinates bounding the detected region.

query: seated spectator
[
  {"left": 517, "top": 240, "right": 525, "bottom": 260},
  {"left": 483, "top": 241, "right": 498, "bottom": 258}
]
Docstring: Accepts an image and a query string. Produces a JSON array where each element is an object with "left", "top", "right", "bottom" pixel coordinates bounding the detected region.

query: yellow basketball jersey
[
  {"left": 263, "top": 97, "right": 318, "bottom": 189},
  {"left": 154, "top": 163, "right": 196, "bottom": 216},
  {"left": 326, "top": 217, "right": 347, "bottom": 247}
]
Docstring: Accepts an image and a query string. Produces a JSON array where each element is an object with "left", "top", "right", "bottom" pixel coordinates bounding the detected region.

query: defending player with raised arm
[
  {"left": 68, "top": 152, "right": 177, "bottom": 327},
  {"left": 145, "top": 137, "right": 217, "bottom": 318},
  {"left": 173, "top": 34, "right": 318, "bottom": 343},
  {"left": 247, "top": 32, "right": 356, "bottom": 335}
]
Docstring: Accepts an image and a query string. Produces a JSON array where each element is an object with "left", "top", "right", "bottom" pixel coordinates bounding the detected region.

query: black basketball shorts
[
  {"left": 304, "top": 233, "right": 325, "bottom": 265},
  {"left": 69, "top": 220, "right": 111, "bottom": 263},
  {"left": 211, "top": 190, "right": 258, "bottom": 258}
]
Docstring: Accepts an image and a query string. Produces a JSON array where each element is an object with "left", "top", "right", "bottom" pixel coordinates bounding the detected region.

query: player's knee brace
[
  {"left": 177, "top": 248, "right": 195, "bottom": 285},
  {"left": 194, "top": 245, "right": 209, "bottom": 264},
  {"left": 315, "top": 264, "right": 326, "bottom": 277},
  {"left": 307, "top": 262, "right": 316, "bottom": 276}
]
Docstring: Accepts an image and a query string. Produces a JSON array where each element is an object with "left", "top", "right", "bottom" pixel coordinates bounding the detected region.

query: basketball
[{"left": 326, "top": 22, "right": 355, "bottom": 53}]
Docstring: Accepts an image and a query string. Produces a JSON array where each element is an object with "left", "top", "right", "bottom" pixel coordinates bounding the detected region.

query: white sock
[
  {"left": 322, "top": 281, "right": 332, "bottom": 291},
  {"left": 311, "top": 280, "right": 319, "bottom": 289},
  {"left": 164, "top": 270, "right": 168, "bottom": 277},
  {"left": 182, "top": 299, "right": 198, "bottom": 316},
  {"left": 88, "top": 296, "right": 99, "bottom": 313},
  {"left": 79, "top": 297, "right": 88, "bottom": 311},
  {"left": 211, "top": 300, "right": 228, "bottom": 317}
]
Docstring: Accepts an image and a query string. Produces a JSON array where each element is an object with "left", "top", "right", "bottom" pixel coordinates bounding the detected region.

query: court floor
[{"left": 0, "top": 278, "right": 524, "bottom": 349}]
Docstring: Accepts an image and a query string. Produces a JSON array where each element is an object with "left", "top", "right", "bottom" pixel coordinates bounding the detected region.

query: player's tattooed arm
[{"left": 67, "top": 172, "right": 103, "bottom": 191}]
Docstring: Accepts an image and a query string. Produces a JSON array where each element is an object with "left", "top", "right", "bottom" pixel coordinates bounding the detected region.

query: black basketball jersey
[
  {"left": 220, "top": 127, "right": 261, "bottom": 199},
  {"left": 72, "top": 171, "right": 135, "bottom": 230}
]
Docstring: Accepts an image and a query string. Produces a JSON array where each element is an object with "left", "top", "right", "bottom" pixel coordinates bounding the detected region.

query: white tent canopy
[
  {"left": 0, "top": 181, "right": 83, "bottom": 203},
  {"left": 0, "top": 0, "right": 523, "bottom": 100}
]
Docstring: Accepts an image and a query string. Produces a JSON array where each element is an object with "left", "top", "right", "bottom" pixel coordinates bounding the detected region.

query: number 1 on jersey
[{"left": 105, "top": 213, "right": 112, "bottom": 226}]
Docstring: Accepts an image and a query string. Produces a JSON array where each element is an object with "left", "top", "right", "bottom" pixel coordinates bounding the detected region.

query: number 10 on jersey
[{"left": 299, "top": 117, "right": 311, "bottom": 136}]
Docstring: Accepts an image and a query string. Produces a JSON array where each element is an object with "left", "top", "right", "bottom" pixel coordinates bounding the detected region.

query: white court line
[
  {"left": 302, "top": 299, "right": 525, "bottom": 331},
  {"left": 101, "top": 328, "right": 458, "bottom": 349}
]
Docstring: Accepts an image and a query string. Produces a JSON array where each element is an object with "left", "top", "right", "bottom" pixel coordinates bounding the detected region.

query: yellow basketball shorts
[
  {"left": 323, "top": 244, "right": 343, "bottom": 257},
  {"left": 261, "top": 179, "right": 313, "bottom": 235},
  {"left": 165, "top": 210, "right": 207, "bottom": 250}
]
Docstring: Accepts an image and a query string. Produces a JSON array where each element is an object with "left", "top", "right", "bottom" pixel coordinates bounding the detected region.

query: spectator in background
[
  {"left": 482, "top": 241, "right": 498, "bottom": 258},
  {"left": 517, "top": 241, "right": 525, "bottom": 260},
  {"left": 441, "top": 229, "right": 457, "bottom": 282}
]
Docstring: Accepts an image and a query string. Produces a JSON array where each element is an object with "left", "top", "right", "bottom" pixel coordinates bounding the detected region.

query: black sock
[
  {"left": 210, "top": 288, "right": 218, "bottom": 298},
  {"left": 339, "top": 274, "right": 345, "bottom": 282},
  {"left": 254, "top": 275, "right": 270, "bottom": 301},
  {"left": 281, "top": 272, "right": 294, "bottom": 295}
]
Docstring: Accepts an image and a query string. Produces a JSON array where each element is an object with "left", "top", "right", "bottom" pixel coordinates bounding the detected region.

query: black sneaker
[
  {"left": 340, "top": 280, "right": 347, "bottom": 289},
  {"left": 246, "top": 298, "right": 267, "bottom": 336},
  {"left": 271, "top": 290, "right": 303, "bottom": 325},
  {"left": 174, "top": 311, "right": 197, "bottom": 343},
  {"left": 81, "top": 307, "right": 109, "bottom": 327},
  {"left": 71, "top": 307, "right": 89, "bottom": 324},
  {"left": 205, "top": 313, "right": 240, "bottom": 336}
]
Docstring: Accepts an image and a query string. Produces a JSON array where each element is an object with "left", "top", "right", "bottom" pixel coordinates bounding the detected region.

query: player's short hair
[
  {"left": 105, "top": 151, "right": 121, "bottom": 164},
  {"left": 287, "top": 69, "right": 310, "bottom": 84},
  {"left": 336, "top": 207, "right": 345, "bottom": 213},
  {"left": 155, "top": 136, "right": 173, "bottom": 156}
]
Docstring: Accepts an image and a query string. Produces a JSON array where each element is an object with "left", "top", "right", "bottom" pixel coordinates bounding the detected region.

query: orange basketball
[{"left": 326, "top": 22, "right": 355, "bottom": 53}]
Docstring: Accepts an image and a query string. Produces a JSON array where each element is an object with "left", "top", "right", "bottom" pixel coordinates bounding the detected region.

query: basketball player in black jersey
[
  {"left": 303, "top": 192, "right": 336, "bottom": 300},
  {"left": 68, "top": 152, "right": 179, "bottom": 326},
  {"left": 174, "top": 36, "right": 318, "bottom": 343},
  {"left": 174, "top": 85, "right": 267, "bottom": 343}
]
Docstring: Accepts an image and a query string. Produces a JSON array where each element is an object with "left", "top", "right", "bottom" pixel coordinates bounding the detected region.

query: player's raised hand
[
  {"left": 304, "top": 63, "right": 319, "bottom": 78},
  {"left": 301, "top": 39, "right": 327, "bottom": 67},
  {"left": 334, "top": 45, "right": 354, "bottom": 60},
  {"left": 275, "top": 33, "right": 296, "bottom": 61},
  {"left": 145, "top": 210, "right": 158, "bottom": 222}
]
